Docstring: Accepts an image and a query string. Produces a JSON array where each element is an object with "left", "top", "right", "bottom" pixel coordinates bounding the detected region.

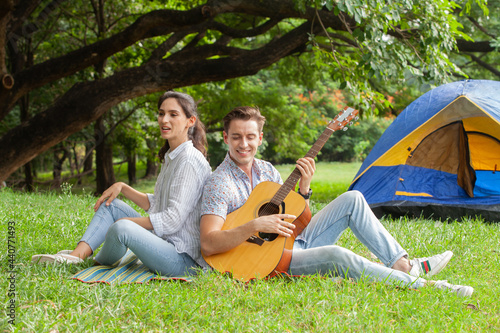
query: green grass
[{"left": 1, "top": 162, "right": 500, "bottom": 332}]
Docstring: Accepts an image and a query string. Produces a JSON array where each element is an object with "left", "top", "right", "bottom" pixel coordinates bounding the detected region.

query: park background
[{"left": 1, "top": 0, "right": 499, "bottom": 331}]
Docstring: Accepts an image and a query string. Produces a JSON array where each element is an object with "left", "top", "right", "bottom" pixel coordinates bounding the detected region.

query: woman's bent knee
[{"left": 107, "top": 219, "right": 138, "bottom": 237}]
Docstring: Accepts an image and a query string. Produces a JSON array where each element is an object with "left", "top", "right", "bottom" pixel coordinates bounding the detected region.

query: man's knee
[
  {"left": 320, "top": 245, "right": 349, "bottom": 262},
  {"left": 342, "top": 190, "right": 364, "bottom": 201},
  {"left": 326, "top": 245, "right": 366, "bottom": 266}
]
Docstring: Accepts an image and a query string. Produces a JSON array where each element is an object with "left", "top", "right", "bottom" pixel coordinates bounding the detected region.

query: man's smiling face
[{"left": 223, "top": 118, "right": 263, "bottom": 171}]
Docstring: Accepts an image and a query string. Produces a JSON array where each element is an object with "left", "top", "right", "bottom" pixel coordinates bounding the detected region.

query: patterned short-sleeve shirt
[{"left": 201, "top": 153, "right": 283, "bottom": 219}]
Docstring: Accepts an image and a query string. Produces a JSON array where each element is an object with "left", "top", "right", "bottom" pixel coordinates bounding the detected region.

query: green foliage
[
  {"left": 309, "top": 0, "right": 474, "bottom": 110},
  {"left": 461, "top": 0, "right": 490, "bottom": 16},
  {"left": 450, "top": 0, "right": 500, "bottom": 80},
  {"left": 322, "top": 114, "right": 394, "bottom": 162},
  {"left": 113, "top": 97, "right": 162, "bottom": 163},
  {"left": 185, "top": 64, "right": 397, "bottom": 167}
]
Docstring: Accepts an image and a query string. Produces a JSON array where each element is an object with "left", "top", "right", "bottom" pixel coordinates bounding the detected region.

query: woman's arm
[
  {"left": 94, "top": 182, "right": 150, "bottom": 212},
  {"left": 122, "top": 216, "right": 153, "bottom": 230}
]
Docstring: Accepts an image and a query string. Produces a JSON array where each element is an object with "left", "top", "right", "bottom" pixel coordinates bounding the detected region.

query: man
[{"left": 200, "top": 106, "right": 473, "bottom": 297}]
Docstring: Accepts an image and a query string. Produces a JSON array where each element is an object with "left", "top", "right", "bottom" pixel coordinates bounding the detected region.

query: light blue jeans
[
  {"left": 80, "top": 198, "right": 142, "bottom": 251},
  {"left": 288, "top": 191, "right": 423, "bottom": 288},
  {"left": 80, "top": 198, "right": 199, "bottom": 276}
]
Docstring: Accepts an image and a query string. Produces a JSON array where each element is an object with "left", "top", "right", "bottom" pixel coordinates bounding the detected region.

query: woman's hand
[{"left": 94, "top": 182, "right": 124, "bottom": 212}]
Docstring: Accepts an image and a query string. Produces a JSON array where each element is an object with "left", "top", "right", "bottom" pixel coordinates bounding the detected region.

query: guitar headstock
[{"left": 327, "top": 106, "right": 359, "bottom": 132}]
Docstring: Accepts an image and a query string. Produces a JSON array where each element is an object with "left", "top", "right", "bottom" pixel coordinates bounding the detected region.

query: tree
[
  {"left": 453, "top": 0, "right": 499, "bottom": 79},
  {"left": 0, "top": 0, "right": 492, "bottom": 183}
]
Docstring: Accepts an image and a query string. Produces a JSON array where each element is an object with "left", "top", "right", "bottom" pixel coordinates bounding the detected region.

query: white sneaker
[
  {"left": 433, "top": 280, "right": 474, "bottom": 297},
  {"left": 31, "top": 250, "right": 73, "bottom": 263},
  {"left": 31, "top": 253, "right": 83, "bottom": 264},
  {"left": 409, "top": 251, "right": 453, "bottom": 277}
]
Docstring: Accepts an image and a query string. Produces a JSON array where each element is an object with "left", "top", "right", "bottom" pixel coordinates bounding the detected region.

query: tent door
[{"left": 399, "top": 121, "right": 476, "bottom": 198}]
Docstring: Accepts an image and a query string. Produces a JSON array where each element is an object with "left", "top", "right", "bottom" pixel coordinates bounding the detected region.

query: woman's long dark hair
[{"left": 157, "top": 91, "right": 208, "bottom": 162}]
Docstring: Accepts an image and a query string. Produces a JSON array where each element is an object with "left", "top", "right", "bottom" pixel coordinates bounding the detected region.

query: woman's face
[{"left": 157, "top": 98, "right": 195, "bottom": 150}]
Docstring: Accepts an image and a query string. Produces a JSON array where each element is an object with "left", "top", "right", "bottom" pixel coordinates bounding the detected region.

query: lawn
[{"left": 1, "top": 162, "right": 499, "bottom": 332}]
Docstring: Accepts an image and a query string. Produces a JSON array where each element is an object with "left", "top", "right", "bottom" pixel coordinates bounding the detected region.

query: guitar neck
[{"left": 270, "top": 127, "right": 334, "bottom": 205}]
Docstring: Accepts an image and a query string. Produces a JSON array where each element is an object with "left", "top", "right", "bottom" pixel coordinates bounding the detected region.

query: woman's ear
[{"left": 187, "top": 116, "right": 196, "bottom": 128}]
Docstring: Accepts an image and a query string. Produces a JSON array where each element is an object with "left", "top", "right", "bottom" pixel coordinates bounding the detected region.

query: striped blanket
[{"left": 71, "top": 250, "right": 192, "bottom": 284}]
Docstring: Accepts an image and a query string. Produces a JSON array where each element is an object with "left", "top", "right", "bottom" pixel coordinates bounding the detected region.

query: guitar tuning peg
[
  {"left": 349, "top": 122, "right": 353, "bottom": 126},
  {"left": 342, "top": 127, "right": 348, "bottom": 131}
]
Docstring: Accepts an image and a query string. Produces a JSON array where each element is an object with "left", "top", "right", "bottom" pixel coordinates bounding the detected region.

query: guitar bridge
[{"left": 246, "top": 235, "right": 264, "bottom": 246}]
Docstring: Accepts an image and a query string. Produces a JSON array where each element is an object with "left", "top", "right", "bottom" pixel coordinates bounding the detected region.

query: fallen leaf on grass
[{"left": 467, "top": 303, "right": 479, "bottom": 310}]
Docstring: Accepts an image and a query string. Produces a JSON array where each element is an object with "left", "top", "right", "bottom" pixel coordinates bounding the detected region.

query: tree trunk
[
  {"left": 94, "top": 117, "right": 115, "bottom": 194},
  {"left": 144, "top": 158, "right": 158, "bottom": 179},
  {"left": 127, "top": 151, "right": 137, "bottom": 185},
  {"left": 24, "top": 163, "right": 33, "bottom": 191},
  {"left": 20, "top": 95, "right": 34, "bottom": 191},
  {"left": 144, "top": 138, "right": 158, "bottom": 179},
  {"left": 12, "top": 25, "right": 35, "bottom": 190},
  {"left": 68, "top": 145, "right": 76, "bottom": 176},
  {"left": 83, "top": 142, "right": 94, "bottom": 172},
  {"left": 80, "top": 141, "right": 94, "bottom": 185},
  {"left": 52, "top": 146, "right": 69, "bottom": 188}
]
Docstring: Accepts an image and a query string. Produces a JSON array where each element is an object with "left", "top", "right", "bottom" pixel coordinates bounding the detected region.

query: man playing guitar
[{"left": 200, "top": 106, "right": 473, "bottom": 297}]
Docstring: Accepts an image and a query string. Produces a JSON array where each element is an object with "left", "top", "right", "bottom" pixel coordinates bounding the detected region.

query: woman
[{"left": 32, "top": 91, "right": 212, "bottom": 276}]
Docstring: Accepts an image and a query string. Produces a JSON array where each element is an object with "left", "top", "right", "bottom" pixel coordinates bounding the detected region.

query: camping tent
[{"left": 349, "top": 80, "right": 500, "bottom": 222}]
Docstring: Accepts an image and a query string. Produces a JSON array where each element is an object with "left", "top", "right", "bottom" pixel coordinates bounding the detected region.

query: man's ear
[
  {"left": 258, "top": 132, "right": 263, "bottom": 146},
  {"left": 223, "top": 131, "right": 228, "bottom": 144}
]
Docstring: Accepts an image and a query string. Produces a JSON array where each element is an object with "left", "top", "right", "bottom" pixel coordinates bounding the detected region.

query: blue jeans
[
  {"left": 81, "top": 198, "right": 199, "bottom": 276},
  {"left": 288, "top": 191, "right": 423, "bottom": 288},
  {"left": 80, "top": 198, "right": 142, "bottom": 251},
  {"left": 94, "top": 219, "right": 199, "bottom": 277}
]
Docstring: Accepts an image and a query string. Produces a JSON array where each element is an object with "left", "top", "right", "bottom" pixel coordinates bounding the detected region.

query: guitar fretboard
[{"left": 269, "top": 127, "right": 334, "bottom": 206}]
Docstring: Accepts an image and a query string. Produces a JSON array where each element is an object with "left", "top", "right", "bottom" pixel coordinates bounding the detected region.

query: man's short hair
[{"left": 223, "top": 106, "right": 266, "bottom": 133}]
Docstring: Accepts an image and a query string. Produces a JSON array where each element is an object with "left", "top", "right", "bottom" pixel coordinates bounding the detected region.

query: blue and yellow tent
[{"left": 349, "top": 80, "right": 500, "bottom": 222}]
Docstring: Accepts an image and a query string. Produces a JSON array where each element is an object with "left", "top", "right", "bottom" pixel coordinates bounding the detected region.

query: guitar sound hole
[{"left": 258, "top": 202, "right": 280, "bottom": 242}]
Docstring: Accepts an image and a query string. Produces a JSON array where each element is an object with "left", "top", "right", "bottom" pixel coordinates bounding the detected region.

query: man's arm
[
  {"left": 296, "top": 157, "right": 315, "bottom": 206},
  {"left": 200, "top": 213, "right": 297, "bottom": 257}
]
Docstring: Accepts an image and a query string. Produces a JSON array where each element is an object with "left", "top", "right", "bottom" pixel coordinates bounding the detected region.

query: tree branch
[
  {"left": 464, "top": 52, "right": 500, "bottom": 78},
  {"left": 1, "top": 0, "right": 351, "bottom": 119},
  {"left": 147, "top": 31, "right": 191, "bottom": 62},
  {"left": 457, "top": 39, "right": 495, "bottom": 53},
  {"left": 0, "top": 7, "right": 208, "bottom": 118},
  {"left": 467, "top": 16, "right": 496, "bottom": 39},
  {"left": 208, "top": 18, "right": 280, "bottom": 38},
  {"left": 0, "top": 21, "right": 320, "bottom": 181}
]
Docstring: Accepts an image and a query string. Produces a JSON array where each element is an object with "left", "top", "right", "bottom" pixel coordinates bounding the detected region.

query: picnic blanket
[
  {"left": 71, "top": 250, "right": 192, "bottom": 284},
  {"left": 71, "top": 250, "right": 338, "bottom": 285}
]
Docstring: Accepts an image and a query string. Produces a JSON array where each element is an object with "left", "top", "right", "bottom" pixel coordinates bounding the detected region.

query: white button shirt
[{"left": 147, "top": 140, "right": 211, "bottom": 267}]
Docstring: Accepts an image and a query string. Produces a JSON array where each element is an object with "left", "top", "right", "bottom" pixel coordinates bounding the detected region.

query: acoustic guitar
[{"left": 203, "top": 106, "right": 359, "bottom": 281}]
